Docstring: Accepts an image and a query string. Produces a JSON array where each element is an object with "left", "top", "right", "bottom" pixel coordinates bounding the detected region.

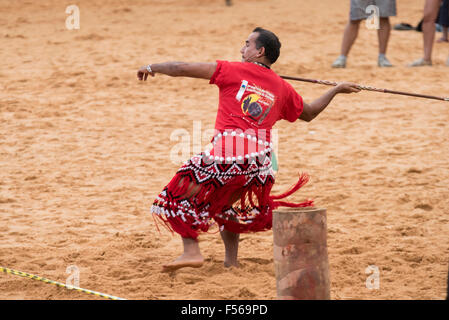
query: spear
[
  {"left": 280, "top": 75, "right": 449, "bottom": 102},
  {"left": 0, "top": 266, "right": 126, "bottom": 300}
]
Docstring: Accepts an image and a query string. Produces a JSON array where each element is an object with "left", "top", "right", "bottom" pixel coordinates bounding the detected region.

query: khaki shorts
[{"left": 350, "top": 0, "right": 397, "bottom": 20}]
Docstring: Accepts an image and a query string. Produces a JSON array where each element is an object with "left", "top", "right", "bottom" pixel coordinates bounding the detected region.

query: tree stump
[{"left": 273, "top": 207, "right": 330, "bottom": 299}]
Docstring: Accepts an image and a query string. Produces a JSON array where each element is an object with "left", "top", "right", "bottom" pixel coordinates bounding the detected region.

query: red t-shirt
[{"left": 209, "top": 60, "right": 303, "bottom": 142}]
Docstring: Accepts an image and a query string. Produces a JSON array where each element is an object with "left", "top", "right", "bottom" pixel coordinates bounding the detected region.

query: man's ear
[{"left": 258, "top": 47, "right": 266, "bottom": 57}]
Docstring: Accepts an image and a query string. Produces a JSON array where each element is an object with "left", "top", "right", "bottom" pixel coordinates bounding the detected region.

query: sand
[{"left": 0, "top": 0, "right": 448, "bottom": 300}]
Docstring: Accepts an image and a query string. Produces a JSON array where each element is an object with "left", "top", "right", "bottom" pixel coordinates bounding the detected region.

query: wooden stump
[{"left": 273, "top": 207, "right": 330, "bottom": 300}]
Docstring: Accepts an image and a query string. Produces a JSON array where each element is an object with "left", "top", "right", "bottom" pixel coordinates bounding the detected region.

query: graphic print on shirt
[{"left": 235, "top": 80, "right": 275, "bottom": 125}]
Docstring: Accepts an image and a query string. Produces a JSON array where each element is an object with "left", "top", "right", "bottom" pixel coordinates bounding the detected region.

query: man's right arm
[
  {"left": 299, "top": 82, "right": 360, "bottom": 122},
  {"left": 137, "top": 62, "right": 217, "bottom": 81}
]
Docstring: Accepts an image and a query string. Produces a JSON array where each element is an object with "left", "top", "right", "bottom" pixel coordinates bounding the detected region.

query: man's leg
[
  {"left": 378, "top": 18, "right": 391, "bottom": 55},
  {"left": 377, "top": 17, "right": 393, "bottom": 67},
  {"left": 220, "top": 229, "right": 239, "bottom": 267},
  {"left": 219, "top": 189, "right": 244, "bottom": 267},
  {"left": 410, "top": 0, "right": 442, "bottom": 65},
  {"left": 162, "top": 179, "right": 204, "bottom": 271},
  {"left": 437, "top": 27, "right": 448, "bottom": 41},
  {"left": 438, "top": 0, "right": 449, "bottom": 41},
  {"left": 423, "top": 0, "right": 442, "bottom": 61},
  {"left": 162, "top": 236, "right": 204, "bottom": 271},
  {"left": 341, "top": 20, "right": 362, "bottom": 56},
  {"left": 332, "top": 20, "right": 361, "bottom": 67}
]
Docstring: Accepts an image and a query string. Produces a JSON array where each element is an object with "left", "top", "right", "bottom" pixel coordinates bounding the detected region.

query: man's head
[{"left": 240, "top": 27, "right": 281, "bottom": 65}]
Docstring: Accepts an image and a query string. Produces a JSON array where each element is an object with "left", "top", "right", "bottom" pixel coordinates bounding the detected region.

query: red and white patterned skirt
[{"left": 150, "top": 130, "right": 313, "bottom": 239}]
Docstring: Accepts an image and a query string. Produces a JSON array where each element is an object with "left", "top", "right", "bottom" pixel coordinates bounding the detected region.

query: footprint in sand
[{"left": 414, "top": 204, "right": 433, "bottom": 211}]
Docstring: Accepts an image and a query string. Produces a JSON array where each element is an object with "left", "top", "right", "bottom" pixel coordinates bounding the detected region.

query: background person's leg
[
  {"left": 423, "top": 0, "right": 442, "bottom": 61},
  {"left": 410, "top": 0, "right": 442, "bottom": 65},
  {"left": 378, "top": 17, "right": 391, "bottom": 55},
  {"left": 378, "top": 17, "right": 393, "bottom": 66},
  {"left": 332, "top": 0, "right": 366, "bottom": 67},
  {"left": 437, "top": 27, "right": 448, "bottom": 41},
  {"left": 437, "top": 0, "right": 449, "bottom": 41},
  {"left": 332, "top": 20, "right": 362, "bottom": 67},
  {"left": 341, "top": 20, "right": 362, "bottom": 57}
]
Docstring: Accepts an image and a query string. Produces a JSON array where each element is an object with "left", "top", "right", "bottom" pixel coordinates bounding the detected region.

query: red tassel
[
  {"left": 270, "top": 172, "right": 310, "bottom": 200},
  {"left": 268, "top": 172, "right": 314, "bottom": 209},
  {"left": 271, "top": 199, "right": 314, "bottom": 209},
  {"left": 151, "top": 211, "right": 164, "bottom": 235}
]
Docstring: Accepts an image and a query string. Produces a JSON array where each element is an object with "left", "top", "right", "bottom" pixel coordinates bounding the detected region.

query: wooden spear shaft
[{"left": 280, "top": 75, "right": 449, "bottom": 102}]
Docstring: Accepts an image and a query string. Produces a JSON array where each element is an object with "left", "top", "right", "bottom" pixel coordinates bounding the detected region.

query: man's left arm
[{"left": 299, "top": 82, "right": 360, "bottom": 122}]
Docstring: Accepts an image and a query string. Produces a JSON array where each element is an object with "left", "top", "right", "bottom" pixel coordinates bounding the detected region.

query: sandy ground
[{"left": 0, "top": 0, "right": 448, "bottom": 300}]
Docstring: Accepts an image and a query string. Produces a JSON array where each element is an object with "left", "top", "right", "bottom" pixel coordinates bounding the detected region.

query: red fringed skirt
[{"left": 150, "top": 131, "right": 313, "bottom": 239}]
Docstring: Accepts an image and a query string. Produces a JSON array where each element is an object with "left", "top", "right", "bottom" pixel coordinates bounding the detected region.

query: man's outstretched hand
[
  {"left": 335, "top": 82, "right": 361, "bottom": 94},
  {"left": 137, "top": 65, "right": 155, "bottom": 81}
]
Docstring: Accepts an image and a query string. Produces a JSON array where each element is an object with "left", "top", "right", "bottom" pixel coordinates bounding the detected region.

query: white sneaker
[
  {"left": 408, "top": 58, "right": 432, "bottom": 67},
  {"left": 332, "top": 56, "right": 346, "bottom": 68},
  {"left": 378, "top": 55, "right": 393, "bottom": 67}
]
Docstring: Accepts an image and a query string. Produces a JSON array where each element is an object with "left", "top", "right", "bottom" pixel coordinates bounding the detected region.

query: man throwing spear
[{"left": 137, "top": 27, "right": 360, "bottom": 271}]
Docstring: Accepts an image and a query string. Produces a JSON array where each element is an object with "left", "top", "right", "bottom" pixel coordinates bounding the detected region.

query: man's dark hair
[{"left": 252, "top": 27, "right": 281, "bottom": 64}]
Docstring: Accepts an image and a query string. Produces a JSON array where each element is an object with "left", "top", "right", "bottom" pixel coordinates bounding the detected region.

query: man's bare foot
[
  {"left": 162, "top": 253, "right": 204, "bottom": 272},
  {"left": 437, "top": 37, "right": 449, "bottom": 43}
]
